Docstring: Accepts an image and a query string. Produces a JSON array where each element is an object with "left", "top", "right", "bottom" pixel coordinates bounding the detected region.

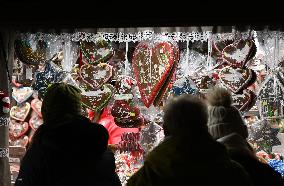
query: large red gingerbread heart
[
  {"left": 10, "top": 102, "right": 31, "bottom": 122},
  {"left": 132, "top": 40, "right": 175, "bottom": 107},
  {"left": 81, "top": 84, "right": 114, "bottom": 112},
  {"left": 222, "top": 39, "right": 255, "bottom": 68},
  {"left": 80, "top": 40, "right": 113, "bottom": 65},
  {"left": 29, "top": 111, "right": 43, "bottom": 131},
  {"left": 31, "top": 98, "right": 42, "bottom": 117},
  {"left": 111, "top": 100, "right": 143, "bottom": 128},
  {"left": 9, "top": 119, "right": 29, "bottom": 139},
  {"left": 80, "top": 63, "right": 113, "bottom": 90},
  {"left": 219, "top": 66, "right": 255, "bottom": 94},
  {"left": 232, "top": 89, "right": 256, "bottom": 112}
]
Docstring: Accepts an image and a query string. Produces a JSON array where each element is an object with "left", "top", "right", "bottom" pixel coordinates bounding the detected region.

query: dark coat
[
  {"left": 15, "top": 115, "right": 121, "bottom": 186},
  {"left": 127, "top": 133, "right": 253, "bottom": 186},
  {"left": 218, "top": 133, "right": 284, "bottom": 186}
]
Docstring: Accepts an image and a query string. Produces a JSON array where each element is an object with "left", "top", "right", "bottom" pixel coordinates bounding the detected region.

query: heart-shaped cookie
[
  {"left": 9, "top": 135, "right": 29, "bottom": 147},
  {"left": 81, "top": 84, "right": 114, "bottom": 112},
  {"left": 80, "top": 63, "right": 113, "bottom": 90},
  {"left": 219, "top": 66, "right": 254, "bottom": 93},
  {"left": 80, "top": 40, "right": 113, "bottom": 65},
  {"left": 29, "top": 111, "right": 43, "bottom": 131},
  {"left": 232, "top": 89, "right": 256, "bottom": 112},
  {"left": 132, "top": 40, "right": 176, "bottom": 108},
  {"left": 213, "top": 39, "right": 234, "bottom": 57},
  {"left": 12, "top": 87, "right": 33, "bottom": 104},
  {"left": 111, "top": 100, "right": 143, "bottom": 128},
  {"left": 14, "top": 39, "right": 47, "bottom": 66},
  {"left": 222, "top": 39, "right": 255, "bottom": 68},
  {"left": 9, "top": 119, "right": 29, "bottom": 139},
  {"left": 31, "top": 98, "right": 42, "bottom": 117},
  {"left": 10, "top": 102, "right": 31, "bottom": 121}
]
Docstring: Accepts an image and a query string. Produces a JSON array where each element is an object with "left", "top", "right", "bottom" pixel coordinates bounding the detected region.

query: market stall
[{"left": 1, "top": 28, "right": 284, "bottom": 185}]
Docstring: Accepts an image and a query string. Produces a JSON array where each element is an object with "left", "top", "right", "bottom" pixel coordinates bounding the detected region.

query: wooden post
[{"left": 0, "top": 30, "right": 15, "bottom": 186}]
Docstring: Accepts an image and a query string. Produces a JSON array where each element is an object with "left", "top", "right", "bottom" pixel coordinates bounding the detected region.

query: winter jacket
[
  {"left": 127, "top": 133, "right": 253, "bottom": 186},
  {"left": 218, "top": 133, "right": 284, "bottom": 186},
  {"left": 15, "top": 115, "right": 121, "bottom": 186}
]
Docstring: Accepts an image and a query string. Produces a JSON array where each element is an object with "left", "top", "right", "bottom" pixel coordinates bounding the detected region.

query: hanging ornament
[
  {"left": 14, "top": 37, "right": 47, "bottom": 66},
  {"left": 10, "top": 102, "right": 31, "bottom": 122},
  {"left": 81, "top": 84, "right": 114, "bottom": 112},
  {"left": 12, "top": 87, "right": 33, "bottom": 104},
  {"left": 31, "top": 98, "right": 42, "bottom": 117},
  {"left": 9, "top": 135, "right": 29, "bottom": 147},
  {"left": 132, "top": 36, "right": 178, "bottom": 108},
  {"left": 219, "top": 66, "right": 256, "bottom": 94},
  {"left": 80, "top": 40, "right": 114, "bottom": 65},
  {"left": 232, "top": 89, "right": 256, "bottom": 112},
  {"left": 80, "top": 63, "right": 113, "bottom": 90},
  {"left": 9, "top": 119, "right": 29, "bottom": 140},
  {"left": 29, "top": 111, "right": 43, "bottom": 131},
  {"left": 0, "top": 90, "right": 10, "bottom": 116},
  {"left": 111, "top": 75, "right": 143, "bottom": 128},
  {"left": 248, "top": 119, "right": 280, "bottom": 153}
]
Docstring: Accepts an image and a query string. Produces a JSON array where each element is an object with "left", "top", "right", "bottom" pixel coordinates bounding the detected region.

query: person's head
[
  {"left": 206, "top": 87, "right": 248, "bottom": 140},
  {"left": 41, "top": 83, "right": 82, "bottom": 124},
  {"left": 163, "top": 94, "right": 209, "bottom": 137}
]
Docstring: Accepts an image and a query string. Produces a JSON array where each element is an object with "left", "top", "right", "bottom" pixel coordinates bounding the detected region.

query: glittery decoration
[
  {"left": 268, "top": 159, "right": 284, "bottom": 177},
  {"left": 14, "top": 39, "right": 47, "bottom": 66},
  {"left": 0, "top": 148, "right": 9, "bottom": 158},
  {"left": 172, "top": 76, "right": 199, "bottom": 96},
  {"left": 9, "top": 119, "right": 29, "bottom": 139},
  {"left": 222, "top": 39, "right": 256, "bottom": 68},
  {"left": 81, "top": 84, "right": 114, "bottom": 112},
  {"left": 248, "top": 120, "right": 281, "bottom": 153},
  {"left": 80, "top": 63, "right": 113, "bottom": 90},
  {"left": 80, "top": 40, "right": 113, "bottom": 65},
  {"left": 32, "top": 61, "right": 65, "bottom": 99},
  {"left": 10, "top": 102, "right": 31, "bottom": 122},
  {"left": 257, "top": 71, "right": 284, "bottom": 119},
  {"left": 0, "top": 91, "right": 10, "bottom": 116},
  {"left": 132, "top": 37, "right": 177, "bottom": 107},
  {"left": 232, "top": 89, "right": 256, "bottom": 112},
  {"left": 219, "top": 66, "right": 255, "bottom": 93},
  {"left": 12, "top": 87, "right": 33, "bottom": 104}
]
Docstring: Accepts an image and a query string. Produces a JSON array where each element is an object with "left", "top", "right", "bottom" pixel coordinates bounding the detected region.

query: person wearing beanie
[
  {"left": 127, "top": 94, "right": 253, "bottom": 186},
  {"left": 207, "top": 87, "right": 283, "bottom": 186},
  {"left": 15, "top": 83, "right": 121, "bottom": 186}
]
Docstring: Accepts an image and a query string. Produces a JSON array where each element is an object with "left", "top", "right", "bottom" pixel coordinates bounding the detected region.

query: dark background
[{"left": 0, "top": 0, "right": 283, "bottom": 30}]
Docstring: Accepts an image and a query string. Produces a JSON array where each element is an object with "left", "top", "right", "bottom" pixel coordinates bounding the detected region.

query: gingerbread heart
[
  {"left": 12, "top": 87, "right": 33, "bottom": 104},
  {"left": 14, "top": 39, "right": 47, "bottom": 66},
  {"left": 29, "top": 111, "right": 43, "bottom": 131},
  {"left": 219, "top": 66, "right": 254, "bottom": 93},
  {"left": 132, "top": 40, "right": 176, "bottom": 108},
  {"left": 10, "top": 102, "right": 31, "bottom": 122},
  {"left": 192, "top": 75, "right": 215, "bottom": 93},
  {"left": 213, "top": 39, "right": 234, "bottom": 57},
  {"left": 232, "top": 89, "right": 256, "bottom": 112},
  {"left": 9, "top": 135, "right": 29, "bottom": 147},
  {"left": 81, "top": 84, "right": 114, "bottom": 112},
  {"left": 80, "top": 40, "right": 113, "bottom": 65},
  {"left": 222, "top": 39, "right": 255, "bottom": 68},
  {"left": 80, "top": 63, "right": 113, "bottom": 90},
  {"left": 31, "top": 98, "right": 42, "bottom": 117},
  {"left": 9, "top": 119, "right": 29, "bottom": 139},
  {"left": 111, "top": 100, "right": 143, "bottom": 128}
]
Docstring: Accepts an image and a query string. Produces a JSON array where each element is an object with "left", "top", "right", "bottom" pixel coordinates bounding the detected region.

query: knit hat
[
  {"left": 206, "top": 88, "right": 248, "bottom": 140},
  {"left": 41, "top": 83, "right": 82, "bottom": 124}
]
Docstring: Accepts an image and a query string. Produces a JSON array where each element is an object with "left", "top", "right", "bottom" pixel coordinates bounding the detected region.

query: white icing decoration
[{"left": 224, "top": 43, "right": 250, "bottom": 62}]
